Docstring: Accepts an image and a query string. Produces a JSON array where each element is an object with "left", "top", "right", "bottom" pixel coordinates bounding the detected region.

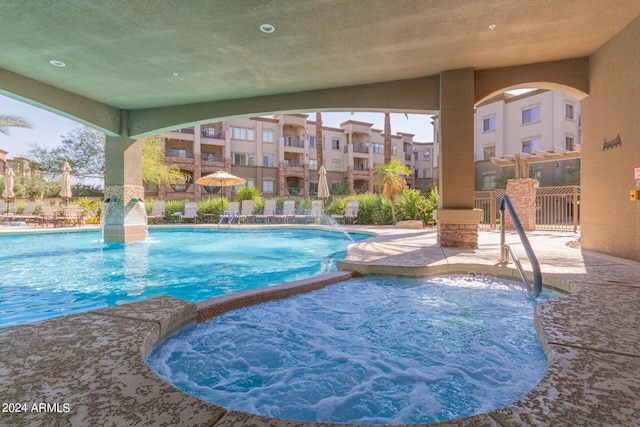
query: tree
[
  {"left": 26, "top": 123, "right": 105, "bottom": 181},
  {"left": 373, "top": 160, "right": 411, "bottom": 223},
  {"left": 316, "top": 112, "right": 323, "bottom": 169},
  {"left": 0, "top": 114, "right": 32, "bottom": 135},
  {"left": 142, "top": 136, "right": 189, "bottom": 186}
]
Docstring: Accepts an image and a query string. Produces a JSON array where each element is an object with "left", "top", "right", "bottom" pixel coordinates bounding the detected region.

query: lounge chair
[
  {"left": 254, "top": 199, "right": 276, "bottom": 223},
  {"left": 281, "top": 200, "right": 296, "bottom": 223},
  {"left": 239, "top": 200, "right": 255, "bottom": 223},
  {"left": 13, "top": 202, "right": 37, "bottom": 224},
  {"left": 178, "top": 202, "right": 199, "bottom": 223},
  {"left": 332, "top": 200, "right": 359, "bottom": 224},
  {"left": 148, "top": 201, "right": 165, "bottom": 224}
]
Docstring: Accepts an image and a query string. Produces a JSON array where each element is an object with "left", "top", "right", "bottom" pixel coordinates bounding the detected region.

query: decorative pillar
[
  {"left": 103, "top": 121, "right": 146, "bottom": 244},
  {"left": 505, "top": 178, "right": 538, "bottom": 231},
  {"left": 435, "top": 68, "right": 483, "bottom": 248}
]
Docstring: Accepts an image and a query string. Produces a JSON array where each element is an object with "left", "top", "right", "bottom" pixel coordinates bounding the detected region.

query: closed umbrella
[
  {"left": 2, "top": 167, "right": 15, "bottom": 200},
  {"left": 59, "top": 161, "right": 73, "bottom": 203},
  {"left": 196, "top": 170, "right": 246, "bottom": 198},
  {"left": 317, "top": 165, "right": 330, "bottom": 200}
]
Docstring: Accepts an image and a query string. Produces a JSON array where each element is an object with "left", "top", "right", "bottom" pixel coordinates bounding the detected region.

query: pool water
[
  {"left": 0, "top": 229, "right": 365, "bottom": 328},
  {"left": 147, "top": 276, "right": 561, "bottom": 425}
]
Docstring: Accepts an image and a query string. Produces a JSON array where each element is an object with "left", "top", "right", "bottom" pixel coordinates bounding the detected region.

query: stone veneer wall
[
  {"left": 103, "top": 184, "right": 147, "bottom": 243},
  {"left": 504, "top": 178, "right": 538, "bottom": 231},
  {"left": 437, "top": 223, "right": 479, "bottom": 249}
]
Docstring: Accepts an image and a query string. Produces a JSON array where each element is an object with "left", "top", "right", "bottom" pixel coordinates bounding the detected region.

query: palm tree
[
  {"left": 373, "top": 159, "right": 411, "bottom": 224},
  {"left": 0, "top": 114, "right": 33, "bottom": 135},
  {"left": 315, "top": 112, "right": 323, "bottom": 169}
]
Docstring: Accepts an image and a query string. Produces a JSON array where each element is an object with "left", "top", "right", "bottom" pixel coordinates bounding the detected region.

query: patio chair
[
  {"left": 239, "top": 200, "right": 255, "bottom": 223},
  {"left": 179, "top": 202, "right": 199, "bottom": 223},
  {"left": 148, "top": 201, "right": 165, "bottom": 224},
  {"left": 39, "top": 206, "right": 60, "bottom": 227},
  {"left": 219, "top": 201, "right": 240, "bottom": 224},
  {"left": 332, "top": 200, "right": 360, "bottom": 224},
  {"left": 59, "top": 205, "right": 85, "bottom": 227}
]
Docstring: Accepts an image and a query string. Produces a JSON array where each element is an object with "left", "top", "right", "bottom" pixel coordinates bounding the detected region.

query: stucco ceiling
[{"left": 1, "top": 0, "right": 639, "bottom": 110}]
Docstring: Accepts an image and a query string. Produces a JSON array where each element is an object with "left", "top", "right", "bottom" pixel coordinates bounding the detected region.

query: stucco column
[
  {"left": 435, "top": 68, "right": 482, "bottom": 248},
  {"left": 103, "top": 130, "right": 146, "bottom": 244}
]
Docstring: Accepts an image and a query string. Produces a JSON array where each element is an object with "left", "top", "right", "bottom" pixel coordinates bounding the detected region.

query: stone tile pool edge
[{"left": 1, "top": 227, "right": 639, "bottom": 426}]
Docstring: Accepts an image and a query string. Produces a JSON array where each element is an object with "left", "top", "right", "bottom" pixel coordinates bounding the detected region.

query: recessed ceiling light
[
  {"left": 260, "top": 23, "right": 275, "bottom": 34},
  {"left": 488, "top": 24, "right": 497, "bottom": 30},
  {"left": 50, "top": 60, "right": 66, "bottom": 67},
  {"left": 172, "top": 72, "right": 179, "bottom": 77}
]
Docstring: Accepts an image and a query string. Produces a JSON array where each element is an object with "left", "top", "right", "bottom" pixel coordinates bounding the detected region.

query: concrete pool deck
[{"left": 1, "top": 226, "right": 639, "bottom": 426}]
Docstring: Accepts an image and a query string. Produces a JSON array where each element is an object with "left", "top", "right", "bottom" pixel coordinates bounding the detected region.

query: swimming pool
[
  {"left": 0, "top": 229, "right": 366, "bottom": 328},
  {"left": 147, "top": 275, "right": 561, "bottom": 425}
]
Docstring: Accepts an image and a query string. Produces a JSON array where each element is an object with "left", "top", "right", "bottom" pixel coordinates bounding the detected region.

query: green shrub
[
  {"left": 396, "top": 188, "right": 430, "bottom": 222},
  {"left": 164, "top": 200, "right": 186, "bottom": 221},
  {"left": 235, "top": 186, "right": 261, "bottom": 203},
  {"left": 197, "top": 198, "right": 228, "bottom": 220}
]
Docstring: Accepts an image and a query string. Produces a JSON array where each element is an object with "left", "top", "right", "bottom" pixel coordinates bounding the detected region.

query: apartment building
[
  {"left": 433, "top": 89, "right": 581, "bottom": 190},
  {"left": 151, "top": 114, "right": 438, "bottom": 200},
  {"left": 0, "top": 151, "right": 36, "bottom": 180}
]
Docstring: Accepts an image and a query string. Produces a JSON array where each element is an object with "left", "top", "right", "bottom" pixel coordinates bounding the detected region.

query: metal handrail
[{"left": 499, "top": 194, "right": 542, "bottom": 297}]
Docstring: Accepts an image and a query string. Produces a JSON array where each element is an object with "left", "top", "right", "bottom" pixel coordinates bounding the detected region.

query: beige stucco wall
[{"left": 581, "top": 16, "right": 640, "bottom": 261}]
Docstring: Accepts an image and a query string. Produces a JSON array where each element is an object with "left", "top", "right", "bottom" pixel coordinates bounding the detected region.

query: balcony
[
  {"left": 353, "top": 145, "right": 369, "bottom": 153},
  {"left": 283, "top": 160, "right": 304, "bottom": 168},
  {"left": 283, "top": 136, "right": 304, "bottom": 148},
  {"left": 201, "top": 127, "right": 225, "bottom": 139}
]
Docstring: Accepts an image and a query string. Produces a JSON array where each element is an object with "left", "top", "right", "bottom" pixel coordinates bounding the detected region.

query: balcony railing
[
  {"left": 287, "top": 187, "right": 303, "bottom": 196},
  {"left": 201, "top": 128, "right": 225, "bottom": 139},
  {"left": 173, "top": 127, "right": 195, "bottom": 134},
  {"left": 284, "top": 160, "right": 304, "bottom": 168},
  {"left": 353, "top": 145, "right": 369, "bottom": 153},
  {"left": 283, "top": 137, "right": 304, "bottom": 148},
  {"left": 353, "top": 166, "right": 369, "bottom": 172},
  {"left": 405, "top": 154, "right": 412, "bottom": 161}
]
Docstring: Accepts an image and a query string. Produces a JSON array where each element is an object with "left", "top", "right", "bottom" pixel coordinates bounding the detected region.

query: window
[
  {"left": 483, "top": 145, "right": 496, "bottom": 160},
  {"left": 309, "top": 136, "right": 316, "bottom": 147},
  {"left": 483, "top": 116, "right": 496, "bottom": 132},
  {"left": 565, "top": 103, "right": 574, "bottom": 120},
  {"left": 522, "top": 106, "right": 540, "bottom": 124},
  {"left": 331, "top": 139, "right": 340, "bottom": 150},
  {"left": 422, "top": 150, "right": 431, "bottom": 161},
  {"left": 263, "top": 155, "right": 274, "bottom": 167},
  {"left": 262, "top": 129, "right": 274, "bottom": 143},
  {"left": 262, "top": 180, "right": 274, "bottom": 193},
  {"left": 391, "top": 145, "right": 397, "bottom": 156},
  {"left": 171, "top": 148, "right": 187, "bottom": 158},
  {"left": 309, "top": 182, "right": 318, "bottom": 195},
  {"left": 482, "top": 173, "right": 496, "bottom": 190},
  {"left": 231, "top": 127, "right": 255, "bottom": 141},
  {"left": 331, "top": 181, "right": 341, "bottom": 190},
  {"left": 423, "top": 169, "right": 432, "bottom": 179},
  {"left": 332, "top": 160, "right": 341, "bottom": 172},
  {"left": 565, "top": 136, "right": 575, "bottom": 151},
  {"left": 246, "top": 179, "right": 255, "bottom": 188},
  {"left": 372, "top": 143, "right": 382, "bottom": 154},
  {"left": 530, "top": 167, "right": 542, "bottom": 180},
  {"left": 233, "top": 153, "right": 255, "bottom": 166},
  {"left": 309, "top": 159, "right": 317, "bottom": 170},
  {"left": 522, "top": 138, "right": 541, "bottom": 154},
  {"left": 413, "top": 151, "right": 418, "bottom": 161}
]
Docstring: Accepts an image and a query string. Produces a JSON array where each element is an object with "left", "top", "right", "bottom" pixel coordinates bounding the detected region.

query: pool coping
[{"left": 1, "top": 226, "right": 639, "bottom": 426}]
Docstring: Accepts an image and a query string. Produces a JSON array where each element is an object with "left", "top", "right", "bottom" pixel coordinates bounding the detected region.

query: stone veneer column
[
  {"left": 347, "top": 166, "right": 354, "bottom": 193},
  {"left": 436, "top": 68, "right": 483, "bottom": 248},
  {"left": 193, "top": 154, "right": 202, "bottom": 201},
  {"left": 103, "top": 131, "right": 146, "bottom": 244},
  {"left": 505, "top": 178, "right": 538, "bottom": 231},
  {"left": 278, "top": 164, "right": 286, "bottom": 196},
  {"left": 303, "top": 164, "right": 310, "bottom": 197}
]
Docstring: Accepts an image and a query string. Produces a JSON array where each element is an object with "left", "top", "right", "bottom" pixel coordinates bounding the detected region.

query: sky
[{"left": 0, "top": 93, "right": 435, "bottom": 158}]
